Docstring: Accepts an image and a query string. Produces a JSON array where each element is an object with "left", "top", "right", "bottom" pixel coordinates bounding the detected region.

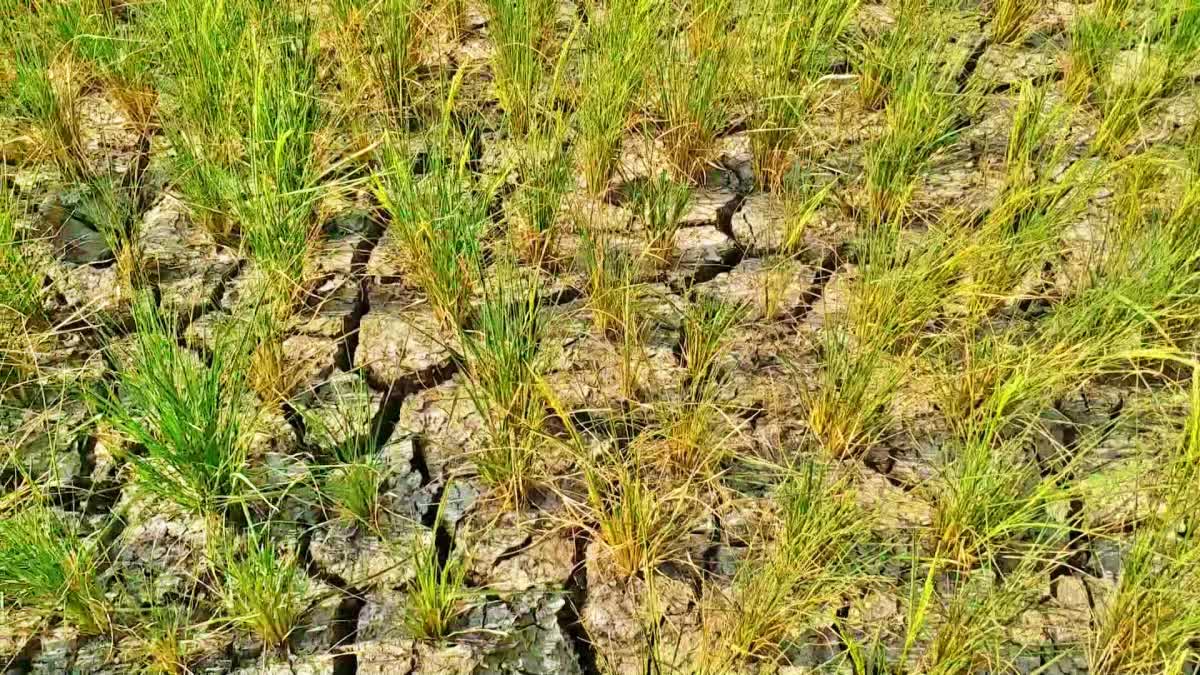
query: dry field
[{"left": 2, "top": 0, "right": 1200, "bottom": 673}]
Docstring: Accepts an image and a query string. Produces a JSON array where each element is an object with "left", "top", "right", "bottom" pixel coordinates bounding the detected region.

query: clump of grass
[
  {"left": 711, "top": 464, "right": 862, "bottom": 666},
  {"left": 988, "top": 0, "right": 1040, "bottom": 45},
  {"left": 628, "top": 171, "right": 691, "bottom": 265},
  {"left": 777, "top": 167, "right": 836, "bottom": 255},
  {"left": 862, "top": 56, "right": 963, "bottom": 223},
  {"left": 1093, "top": 46, "right": 1170, "bottom": 155},
  {"left": 220, "top": 527, "right": 310, "bottom": 650},
  {"left": 575, "top": 0, "right": 659, "bottom": 194},
  {"left": 458, "top": 272, "right": 548, "bottom": 506},
  {"left": 403, "top": 497, "right": 470, "bottom": 641},
  {"left": 847, "top": 222, "right": 959, "bottom": 352},
  {"left": 582, "top": 451, "right": 699, "bottom": 579},
  {"left": 1004, "top": 80, "right": 1063, "bottom": 189},
  {"left": 0, "top": 506, "right": 112, "bottom": 636},
  {"left": 510, "top": 125, "right": 572, "bottom": 265},
  {"left": 802, "top": 328, "right": 899, "bottom": 458},
  {"left": 655, "top": 43, "right": 731, "bottom": 182},
  {"left": 744, "top": 0, "right": 859, "bottom": 187},
  {"left": 484, "top": 0, "right": 558, "bottom": 133},
  {"left": 852, "top": 4, "right": 923, "bottom": 110},
  {"left": 928, "top": 423, "right": 1068, "bottom": 569},
  {"left": 10, "top": 39, "right": 89, "bottom": 179},
  {"left": 302, "top": 376, "right": 388, "bottom": 527},
  {"left": 94, "top": 296, "right": 250, "bottom": 518},
  {"left": 0, "top": 188, "right": 45, "bottom": 327},
  {"left": 1064, "top": 13, "right": 1123, "bottom": 104},
  {"left": 680, "top": 295, "right": 745, "bottom": 395},
  {"left": 376, "top": 134, "right": 495, "bottom": 327}
]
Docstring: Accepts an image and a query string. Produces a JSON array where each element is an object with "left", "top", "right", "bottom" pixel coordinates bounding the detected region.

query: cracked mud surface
[{"left": 4, "top": 0, "right": 1200, "bottom": 673}]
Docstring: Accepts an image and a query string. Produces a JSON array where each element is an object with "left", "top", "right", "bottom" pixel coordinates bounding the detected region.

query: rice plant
[
  {"left": 655, "top": 43, "right": 731, "bottom": 182},
  {"left": 1064, "top": 13, "right": 1122, "bottom": 104},
  {"left": 510, "top": 123, "right": 572, "bottom": 265},
  {"left": 712, "top": 464, "right": 862, "bottom": 665},
  {"left": 627, "top": 171, "right": 691, "bottom": 265},
  {"left": 301, "top": 375, "right": 388, "bottom": 527},
  {"left": 988, "top": 0, "right": 1040, "bottom": 45},
  {"left": 0, "top": 506, "right": 112, "bottom": 635},
  {"left": 220, "top": 527, "right": 310, "bottom": 650},
  {"left": 142, "top": 0, "right": 257, "bottom": 238},
  {"left": 745, "top": 0, "right": 858, "bottom": 187},
  {"left": 8, "top": 29, "right": 89, "bottom": 179},
  {"left": 574, "top": 0, "right": 660, "bottom": 194},
  {"left": 93, "top": 296, "right": 250, "bottom": 518},
  {"left": 1087, "top": 525, "right": 1200, "bottom": 673},
  {"left": 928, "top": 422, "right": 1069, "bottom": 569},
  {"left": 582, "top": 450, "right": 698, "bottom": 579},
  {"left": 911, "top": 557, "right": 1048, "bottom": 673},
  {"left": 335, "top": 0, "right": 425, "bottom": 122},
  {"left": 376, "top": 133, "right": 495, "bottom": 327},
  {"left": 484, "top": 0, "right": 558, "bottom": 133},
  {"left": 1093, "top": 45, "right": 1169, "bottom": 155},
  {"left": 237, "top": 18, "right": 324, "bottom": 310},
  {"left": 581, "top": 234, "right": 644, "bottom": 342},
  {"left": 778, "top": 168, "right": 836, "bottom": 255},
  {"left": 802, "top": 328, "right": 899, "bottom": 458},
  {"left": 403, "top": 496, "right": 470, "bottom": 641},
  {"left": 1004, "top": 80, "right": 1063, "bottom": 189},
  {"left": 862, "top": 55, "right": 963, "bottom": 223},
  {"left": 847, "top": 221, "right": 960, "bottom": 352},
  {"left": 852, "top": 4, "right": 924, "bottom": 111},
  {"left": 680, "top": 295, "right": 745, "bottom": 394},
  {"left": 458, "top": 270, "right": 547, "bottom": 506}
]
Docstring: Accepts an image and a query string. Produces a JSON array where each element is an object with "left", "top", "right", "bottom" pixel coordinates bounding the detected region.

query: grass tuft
[{"left": 0, "top": 506, "right": 112, "bottom": 635}]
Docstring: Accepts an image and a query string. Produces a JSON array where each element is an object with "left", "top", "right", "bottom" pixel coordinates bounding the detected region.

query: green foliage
[
  {"left": 745, "top": 0, "right": 859, "bottom": 186},
  {"left": 94, "top": 296, "right": 250, "bottom": 517},
  {"left": 627, "top": 171, "right": 691, "bottom": 264},
  {"left": 802, "top": 328, "right": 899, "bottom": 458},
  {"left": 511, "top": 124, "right": 572, "bottom": 263},
  {"left": 221, "top": 527, "right": 310, "bottom": 649},
  {"left": 484, "top": 0, "right": 558, "bottom": 133},
  {"left": 376, "top": 135, "right": 494, "bottom": 327},
  {"left": 717, "top": 464, "right": 862, "bottom": 664},
  {"left": 680, "top": 295, "right": 745, "bottom": 394},
  {"left": 575, "top": 0, "right": 660, "bottom": 194},
  {"left": 655, "top": 43, "right": 731, "bottom": 182},
  {"left": 0, "top": 506, "right": 111, "bottom": 635},
  {"left": 862, "top": 53, "right": 963, "bottom": 223},
  {"left": 458, "top": 270, "right": 547, "bottom": 505},
  {"left": 0, "top": 189, "right": 44, "bottom": 323},
  {"left": 403, "top": 496, "right": 470, "bottom": 641},
  {"left": 988, "top": 0, "right": 1040, "bottom": 44}
]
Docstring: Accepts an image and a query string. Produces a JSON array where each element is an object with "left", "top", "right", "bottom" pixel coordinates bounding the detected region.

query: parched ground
[{"left": 2, "top": 0, "right": 1200, "bottom": 674}]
